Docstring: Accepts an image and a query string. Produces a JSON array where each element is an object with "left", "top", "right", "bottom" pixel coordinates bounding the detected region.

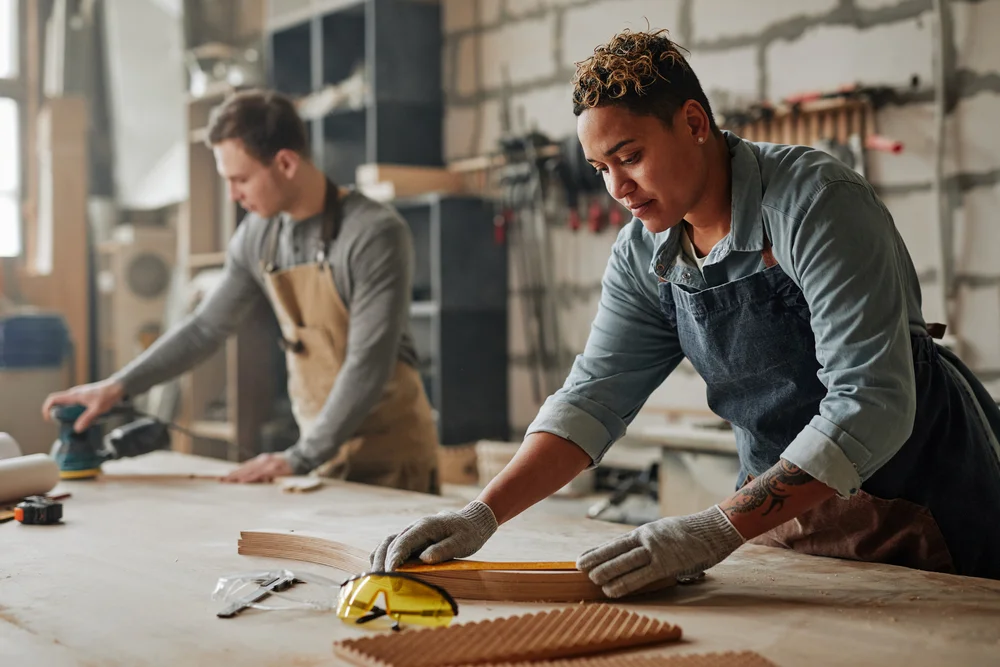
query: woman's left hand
[{"left": 577, "top": 505, "right": 745, "bottom": 598}]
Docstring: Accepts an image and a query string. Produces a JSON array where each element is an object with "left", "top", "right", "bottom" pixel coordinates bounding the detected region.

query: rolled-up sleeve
[
  {"left": 778, "top": 180, "right": 917, "bottom": 497},
  {"left": 525, "top": 227, "right": 684, "bottom": 465}
]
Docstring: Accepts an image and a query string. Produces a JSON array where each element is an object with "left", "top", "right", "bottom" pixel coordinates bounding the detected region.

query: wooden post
[{"left": 19, "top": 97, "right": 91, "bottom": 385}]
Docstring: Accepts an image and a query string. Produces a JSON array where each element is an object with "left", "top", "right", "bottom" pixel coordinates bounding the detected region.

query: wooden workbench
[{"left": 3, "top": 452, "right": 999, "bottom": 667}]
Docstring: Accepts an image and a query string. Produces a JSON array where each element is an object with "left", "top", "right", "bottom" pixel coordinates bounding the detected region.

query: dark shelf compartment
[
  {"left": 321, "top": 7, "right": 365, "bottom": 88},
  {"left": 267, "top": 0, "right": 443, "bottom": 184},
  {"left": 268, "top": 21, "right": 312, "bottom": 97},
  {"left": 396, "top": 196, "right": 506, "bottom": 310},
  {"left": 320, "top": 110, "right": 367, "bottom": 186}
]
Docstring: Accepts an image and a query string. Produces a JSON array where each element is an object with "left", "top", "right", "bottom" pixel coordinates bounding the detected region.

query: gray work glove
[
  {"left": 577, "top": 505, "right": 745, "bottom": 598},
  {"left": 369, "top": 501, "right": 499, "bottom": 572}
]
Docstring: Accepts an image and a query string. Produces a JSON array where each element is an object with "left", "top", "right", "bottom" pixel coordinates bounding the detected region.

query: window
[
  {"left": 0, "top": 97, "right": 18, "bottom": 256},
  {"left": 0, "top": 0, "right": 19, "bottom": 258},
  {"left": 0, "top": 0, "right": 15, "bottom": 78}
]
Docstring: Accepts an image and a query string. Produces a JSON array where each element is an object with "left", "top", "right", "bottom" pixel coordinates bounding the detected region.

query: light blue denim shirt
[{"left": 527, "top": 132, "right": 928, "bottom": 499}]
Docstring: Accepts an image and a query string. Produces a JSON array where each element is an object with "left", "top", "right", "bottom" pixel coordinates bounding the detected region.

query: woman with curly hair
[{"left": 372, "top": 29, "right": 1000, "bottom": 590}]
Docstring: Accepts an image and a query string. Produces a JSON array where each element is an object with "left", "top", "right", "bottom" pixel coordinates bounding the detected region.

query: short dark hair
[
  {"left": 206, "top": 89, "right": 310, "bottom": 163},
  {"left": 571, "top": 28, "right": 718, "bottom": 132}
]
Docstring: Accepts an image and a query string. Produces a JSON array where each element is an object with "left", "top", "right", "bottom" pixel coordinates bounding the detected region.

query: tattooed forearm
[{"left": 729, "top": 459, "right": 815, "bottom": 517}]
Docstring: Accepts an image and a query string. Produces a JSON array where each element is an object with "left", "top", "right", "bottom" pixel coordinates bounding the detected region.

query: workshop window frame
[{"left": 0, "top": 0, "right": 24, "bottom": 259}]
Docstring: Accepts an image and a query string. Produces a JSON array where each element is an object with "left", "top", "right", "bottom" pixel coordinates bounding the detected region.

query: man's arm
[
  {"left": 282, "top": 218, "right": 413, "bottom": 473},
  {"left": 111, "top": 225, "right": 266, "bottom": 397}
]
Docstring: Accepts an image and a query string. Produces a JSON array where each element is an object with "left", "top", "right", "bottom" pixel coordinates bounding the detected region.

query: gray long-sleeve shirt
[{"left": 112, "top": 189, "right": 419, "bottom": 473}]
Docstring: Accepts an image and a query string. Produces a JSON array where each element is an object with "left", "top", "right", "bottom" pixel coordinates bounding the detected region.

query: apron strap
[
  {"left": 262, "top": 215, "right": 283, "bottom": 274},
  {"left": 316, "top": 177, "right": 343, "bottom": 263}
]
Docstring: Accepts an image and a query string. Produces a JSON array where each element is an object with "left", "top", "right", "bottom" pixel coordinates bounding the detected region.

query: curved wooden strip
[{"left": 237, "top": 531, "right": 612, "bottom": 602}]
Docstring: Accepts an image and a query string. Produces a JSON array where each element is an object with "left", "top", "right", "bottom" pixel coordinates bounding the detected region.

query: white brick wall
[
  {"left": 509, "top": 365, "right": 544, "bottom": 432},
  {"left": 957, "top": 284, "right": 1000, "bottom": 370},
  {"left": 476, "top": 97, "right": 504, "bottom": 156},
  {"left": 442, "top": 0, "right": 1000, "bottom": 428},
  {"left": 879, "top": 191, "right": 940, "bottom": 276},
  {"left": 443, "top": 104, "right": 478, "bottom": 161},
  {"left": 951, "top": 92, "right": 1000, "bottom": 175},
  {"left": 509, "top": 294, "right": 530, "bottom": 357},
  {"left": 506, "top": 0, "right": 545, "bottom": 19},
  {"left": 443, "top": 0, "right": 476, "bottom": 34},
  {"left": 692, "top": 0, "right": 838, "bottom": 43},
  {"left": 687, "top": 46, "right": 760, "bottom": 112},
  {"left": 480, "top": 14, "right": 558, "bottom": 89},
  {"left": 443, "top": 98, "right": 509, "bottom": 160},
  {"left": 866, "top": 94, "right": 1000, "bottom": 188},
  {"left": 455, "top": 34, "right": 479, "bottom": 98},
  {"left": 956, "top": 183, "right": 1000, "bottom": 277},
  {"left": 766, "top": 16, "right": 932, "bottom": 103},
  {"left": 952, "top": 0, "right": 1000, "bottom": 73},
  {"left": 865, "top": 103, "right": 936, "bottom": 186},
  {"left": 562, "top": 0, "right": 683, "bottom": 66},
  {"left": 920, "top": 281, "right": 947, "bottom": 330},
  {"left": 482, "top": 0, "right": 503, "bottom": 25},
  {"left": 507, "top": 82, "right": 578, "bottom": 140}
]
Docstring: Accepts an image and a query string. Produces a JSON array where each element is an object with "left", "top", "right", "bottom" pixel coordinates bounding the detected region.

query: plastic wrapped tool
[{"left": 212, "top": 569, "right": 341, "bottom": 615}]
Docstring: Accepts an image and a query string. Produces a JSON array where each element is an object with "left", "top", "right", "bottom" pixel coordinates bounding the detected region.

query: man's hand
[
  {"left": 42, "top": 379, "right": 125, "bottom": 432},
  {"left": 369, "top": 501, "right": 498, "bottom": 572},
  {"left": 222, "top": 453, "right": 293, "bottom": 484},
  {"left": 577, "top": 505, "right": 745, "bottom": 598}
]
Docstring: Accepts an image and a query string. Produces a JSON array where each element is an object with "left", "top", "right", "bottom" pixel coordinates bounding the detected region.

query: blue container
[{"left": 0, "top": 313, "right": 70, "bottom": 368}]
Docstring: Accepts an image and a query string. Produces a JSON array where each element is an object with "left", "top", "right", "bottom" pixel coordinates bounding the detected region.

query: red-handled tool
[
  {"left": 864, "top": 134, "right": 904, "bottom": 154},
  {"left": 587, "top": 198, "right": 605, "bottom": 233},
  {"left": 608, "top": 199, "right": 625, "bottom": 228},
  {"left": 494, "top": 209, "right": 511, "bottom": 245},
  {"left": 568, "top": 207, "right": 581, "bottom": 232}
]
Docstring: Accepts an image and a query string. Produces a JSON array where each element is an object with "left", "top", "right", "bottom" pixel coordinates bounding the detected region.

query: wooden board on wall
[{"left": 18, "top": 97, "right": 91, "bottom": 385}]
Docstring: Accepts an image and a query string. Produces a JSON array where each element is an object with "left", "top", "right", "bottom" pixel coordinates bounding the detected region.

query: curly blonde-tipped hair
[{"left": 571, "top": 28, "right": 717, "bottom": 130}]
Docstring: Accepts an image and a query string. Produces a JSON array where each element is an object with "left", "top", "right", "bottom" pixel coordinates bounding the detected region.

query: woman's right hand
[
  {"left": 369, "top": 501, "right": 498, "bottom": 572},
  {"left": 42, "top": 379, "right": 125, "bottom": 433}
]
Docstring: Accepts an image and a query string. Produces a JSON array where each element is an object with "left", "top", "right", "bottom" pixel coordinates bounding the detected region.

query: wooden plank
[
  {"left": 3, "top": 452, "right": 999, "bottom": 667},
  {"left": 188, "top": 251, "right": 227, "bottom": 270},
  {"left": 238, "top": 532, "right": 616, "bottom": 601}
]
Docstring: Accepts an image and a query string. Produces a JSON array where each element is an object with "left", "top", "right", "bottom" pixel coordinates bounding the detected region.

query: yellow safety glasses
[{"left": 336, "top": 571, "right": 458, "bottom": 632}]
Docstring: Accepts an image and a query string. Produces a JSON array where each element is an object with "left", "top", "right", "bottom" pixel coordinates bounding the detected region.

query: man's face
[
  {"left": 577, "top": 103, "right": 708, "bottom": 234},
  {"left": 213, "top": 139, "right": 296, "bottom": 218}
]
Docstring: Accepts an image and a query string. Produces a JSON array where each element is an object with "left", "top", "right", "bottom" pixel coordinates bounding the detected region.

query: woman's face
[{"left": 577, "top": 103, "right": 709, "bottom": 234}]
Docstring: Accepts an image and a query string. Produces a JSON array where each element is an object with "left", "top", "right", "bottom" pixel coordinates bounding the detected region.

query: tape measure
[{"left": 14, "top": 496, "right": 63, "bottom": 525}]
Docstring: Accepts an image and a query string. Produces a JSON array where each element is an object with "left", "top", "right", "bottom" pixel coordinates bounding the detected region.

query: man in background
[{"left": 44, "top": 89, "right": 440, "bottom": 492}]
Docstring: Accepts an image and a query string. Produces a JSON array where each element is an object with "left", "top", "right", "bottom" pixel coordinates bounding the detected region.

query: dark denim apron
[{"left": 658, "top": 243, "right": 1000, "bottom": 580}]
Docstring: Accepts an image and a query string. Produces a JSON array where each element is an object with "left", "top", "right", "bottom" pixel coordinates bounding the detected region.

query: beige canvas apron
[{"left": 259, "top": 181, "right": 440, "bottom": 494}]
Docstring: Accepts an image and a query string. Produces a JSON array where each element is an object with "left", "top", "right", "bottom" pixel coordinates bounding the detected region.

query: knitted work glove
[
  {"left": 369, "top": 501, "right": 498, "bottom": 572},
  {"left": 577, "top": 505, "right": 745, "bottom": 598}
]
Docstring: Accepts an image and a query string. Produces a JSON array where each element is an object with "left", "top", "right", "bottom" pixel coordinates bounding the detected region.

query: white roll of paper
[
  {"left": 0, "top": 454, "right": 60, "bottom": 505},
  {"left": 0, "top": 432, "right": 22, "bottom": 460}
]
